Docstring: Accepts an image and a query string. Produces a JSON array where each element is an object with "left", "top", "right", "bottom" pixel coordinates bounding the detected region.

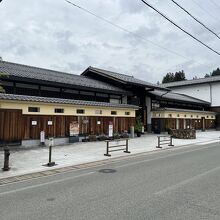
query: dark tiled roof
[
  {"left": 159, "top": 76, "right": 220, "bottom": 88},
  {"left": 0, "top": 93, "right": 139, "bottom": 109},
  {"left": 148, "top": 90, "right": 210, "bottom": 105},
  {"left": 152, "top": 107, "right": 216, "bottom": 114},
  {"left": 0, "top": 61, "right": 126, "bottom": 93},
  {"left": 83, "top": 66, "right": 167, "bottom": 89}
]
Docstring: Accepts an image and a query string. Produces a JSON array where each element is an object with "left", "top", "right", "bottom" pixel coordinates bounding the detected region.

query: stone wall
[{"left": 170, "top": 129, "right": 196, "bottom": 139}]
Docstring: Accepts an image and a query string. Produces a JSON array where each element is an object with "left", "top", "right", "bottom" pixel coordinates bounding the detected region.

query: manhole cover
[
  {"left": 47, "top": 197, "right": 55, "bottom": 202},
  {"left": 98, "top": 169, "right": 117, "bottom": 174}
]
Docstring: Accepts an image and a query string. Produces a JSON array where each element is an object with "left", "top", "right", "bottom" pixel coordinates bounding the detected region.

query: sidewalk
[{"left": 0, "top": 131, "right": 220, "bottom": 179}]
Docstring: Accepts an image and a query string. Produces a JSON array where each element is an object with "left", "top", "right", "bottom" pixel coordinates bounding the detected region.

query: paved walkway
[{"left": 0, "top": 131, "right": 220, "bottom": 179}]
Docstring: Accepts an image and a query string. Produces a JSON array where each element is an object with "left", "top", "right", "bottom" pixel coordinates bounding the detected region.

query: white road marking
[
  {"left": 0, "top": 172, "right": 95, "bottom": 196},
  {"left": 195, "top": 140, "right": 220, "bottom": 145},
  {"left": 155, "top": 166, "right": 220, "bottom": 195},
  {"left": 116, "top": 144, "right": 218, "bottom": 168}
]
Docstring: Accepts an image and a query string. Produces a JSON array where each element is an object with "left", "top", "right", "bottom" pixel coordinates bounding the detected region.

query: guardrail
[
  {"left": 156, "top": 135, "right": 174, "bottom": 148},
  {"left": 104, "top": 138, "right": 130, "bottom": 157}
]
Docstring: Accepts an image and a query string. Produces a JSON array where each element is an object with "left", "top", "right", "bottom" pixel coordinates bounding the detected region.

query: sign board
[
  {"left": 40, "top": 131, "right": 45, "bottom": 143},
  {"left": 70, "top": 121, "right": 79, "bottom": 136},
  {"left": 48, "top": 121, "right": 53, "bottom": 126},
  {"left": 108, "top": 124, "right": 113, "bottom": 137},
  {"left": 31, "top": 121, "right": 37, "bottom": 126},
  {"left": 83, "top": 119, "right": 89, "bottom": 124}
]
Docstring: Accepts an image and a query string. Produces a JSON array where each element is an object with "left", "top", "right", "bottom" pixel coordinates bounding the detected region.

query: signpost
[
  {"left": 40, "top": 131, "right": 45, "bottom": 145},
  {"left": 108, "top": 122, "right": 113, "bottom": 137}
]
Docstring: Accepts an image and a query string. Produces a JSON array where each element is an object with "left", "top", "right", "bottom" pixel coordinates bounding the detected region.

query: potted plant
[
  {"left": 113, "top": 133, "right": 121, "bottom": 140},
  {"left": 134, "top": 116, "right": 142, "bottom": 137}
]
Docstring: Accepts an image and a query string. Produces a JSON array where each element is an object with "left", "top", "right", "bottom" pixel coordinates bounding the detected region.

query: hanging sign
[{"left": 31, "top": 121, "right": 37, "bottom": 126}]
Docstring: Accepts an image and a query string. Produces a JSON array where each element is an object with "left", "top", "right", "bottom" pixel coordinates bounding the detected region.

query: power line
[
  {"left": 171, "top": 0, "right": 220, "bottom": 40},
  {"left": 210, "top": 0, "right": 220, "bottom": 12},
  {"left": 65, "top": 0, "right": 208, "bottom": 66},
  {"left": 191, "top": 0, "right": 220, "bottom": 23},
  {"left": 140, "top": 0, "right": 220, "bottom": 56}
]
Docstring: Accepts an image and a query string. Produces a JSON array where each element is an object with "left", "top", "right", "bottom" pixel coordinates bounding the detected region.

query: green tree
[
  {"left": 162, "top": 72, "right": 175, "bottom": 83},
  {"left": 210, "top": 67, "right": 220, "bottom": 76},
  {"left": 162, "top": 70, "right": 186, "bottom": 84},
  {"left": 173, "top": 70, "right": 186, "bottom": 81},
  {"left": 204, "top": 73, "right": 210, "bottom": 78}
]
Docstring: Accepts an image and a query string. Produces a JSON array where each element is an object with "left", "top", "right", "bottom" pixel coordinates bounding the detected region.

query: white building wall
[
  {"left": 210, "top": 82, "right": 220, "bottom": 106},
  {"left": 171, "top": 84, "right": 211, "bottom": 103}
]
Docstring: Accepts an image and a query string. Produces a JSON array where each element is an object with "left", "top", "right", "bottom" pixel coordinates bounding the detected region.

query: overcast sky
[{"left": 0, "top": 0, "right": 220, "bottom": 83}]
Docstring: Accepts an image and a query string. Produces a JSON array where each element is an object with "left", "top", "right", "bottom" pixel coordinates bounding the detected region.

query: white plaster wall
[
  {"left": 171, "top": 84, "right": 211, "bottom": 103},
  {"left": 210, "top": 82, "right": 220, "bottom": 106}
]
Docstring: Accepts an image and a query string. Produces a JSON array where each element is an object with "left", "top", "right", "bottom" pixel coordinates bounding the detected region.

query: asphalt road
[{"left": 1, "top": 142, "right": 220, "bottom": 220}]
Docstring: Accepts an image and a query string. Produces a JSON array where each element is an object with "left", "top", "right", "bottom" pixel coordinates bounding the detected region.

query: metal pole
[
  {"left": 124, "top": 139, "right": 130, "bottom": 153},
  {"left": 169, "top": 136, "right": 174, "bottom": 146},
  {"left": 49, "top": 145, "right": 52, "bottom": 164},
  {"left": 156, "top": 136, "right": 161, "bottom": 148},
  {"left": 2, "top": 146, "right": 10, "bottom": 171},
  {"left": 47, "top": 138, "right": 56, "bottom": 167},
  {"left": 104, "top": 141, "right": 111, "bottom": 157}
]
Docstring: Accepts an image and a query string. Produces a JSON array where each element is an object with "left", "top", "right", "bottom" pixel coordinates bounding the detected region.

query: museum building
[{"left": 0, "top": 61, "right": 217, "bottom": 146}]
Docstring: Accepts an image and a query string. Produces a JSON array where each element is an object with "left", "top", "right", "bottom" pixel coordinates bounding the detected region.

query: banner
[{"left": 70, "top": 121, "right": 79, "bottom": 136}]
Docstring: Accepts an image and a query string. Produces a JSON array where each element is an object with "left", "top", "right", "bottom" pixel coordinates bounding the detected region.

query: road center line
[
  {"left": 155, "top": 166, "right": 220, "bottom": 196},
  {"left": 0, "top": 171, "right": 95, "bottom": 196}
]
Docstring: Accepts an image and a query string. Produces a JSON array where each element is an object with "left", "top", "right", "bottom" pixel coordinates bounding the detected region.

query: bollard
[
  {"left": 47, "top": 137, "right": 56, "bottom": 167},
  {"left": 2, "top": 146, "right": 10, "bottom": 171},
  {"left": 130, "top": 126, "right": 134, "bottom": 139},
  {"left": 124, "top": 139, "right": 131, "bottom": 154}
]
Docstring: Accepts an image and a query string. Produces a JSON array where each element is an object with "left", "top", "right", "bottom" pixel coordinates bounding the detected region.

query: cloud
[{"left": 0, "top": 0, "right": 219, "bottom": 84}]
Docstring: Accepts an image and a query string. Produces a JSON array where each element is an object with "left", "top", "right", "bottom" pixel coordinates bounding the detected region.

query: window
[
  {"left": 95, "top": 110, "right": 102, "bottom": 115},
  {"left": 76, "top": 109, "right": 85, "bottom": 114},
  {"left": 177, "top": 114, "right": 180, "bottom": 117},
  {"left": 191, "top": 115, "right": 193, "bottom": 118},
  {"left": 54, "top": 108, "right": 64, "bottom": 113},
  {"left": 63, "top": 89, "right": 79, "bottom": 94},
  {"left": 184, "top": 115, "right": 187, "bottom": 117},
  {"left": 211, "top": 116, "right": 214, "bottom": 119},
  {"left": 80, "top": 91, "right": 95, "bottom": 96},
  {"left": 17, "top": 83, "right": 38, "bottom": 89},
  {"left": 111, "top": 111, "right": 117, "bottom": 115},
  {"left": 206, "top": 116, "right": 209, "bottom": 118},
  {"left": 152, "top": 100, "right": 160, "bottom": 109},
  {"left": 110, "top": 99, "right": 120, "bottom": 104},
  {"left": 125, "top": 112, "right": 130, "bottom": 116},
  {"left": 28, "top": 107, "right": 40, "bottom": 112},
  {"left": 110, "top": 95, "right": 121, "bottom": 99},
  {"left": 168, "top": 114, "right": 172, "bottom": 118},
  {"left": 96, "top": 93, "right": 109, "bottom": 98},
  {"left": 41, "top": 86, "right": 60, "bottom": 92}
]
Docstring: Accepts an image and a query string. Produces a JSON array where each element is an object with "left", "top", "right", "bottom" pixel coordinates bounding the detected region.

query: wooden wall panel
[
  {"left": 0, "top": 109, "right": 22, "bottom": 142},
  {"left": 1, "top": 109, "right": 135, "bottom": 142}
]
